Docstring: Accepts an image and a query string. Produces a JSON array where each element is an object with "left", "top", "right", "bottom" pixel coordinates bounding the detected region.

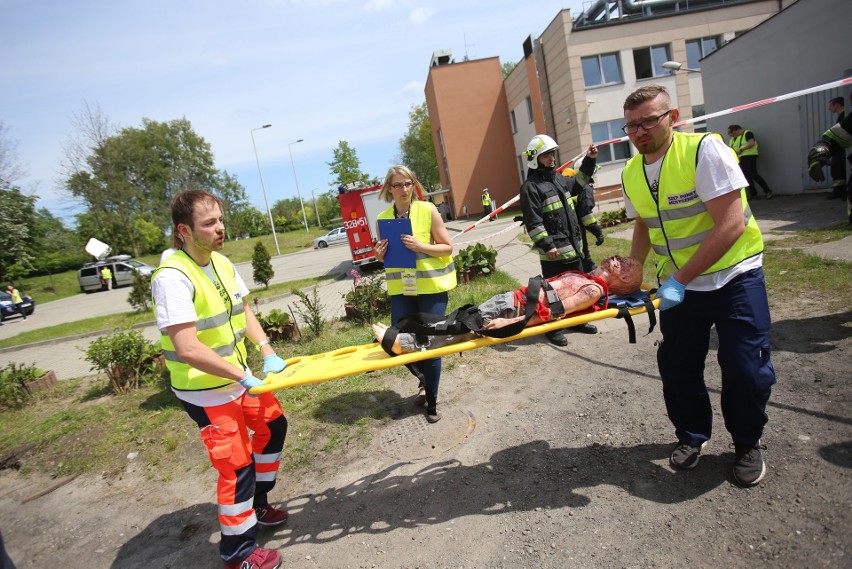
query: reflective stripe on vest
[
  {"left": 529, "top": 192, "right": 580, "bottom": 262},
  {"left": 729, "top": 131, "right": 758, "bottom": 156},
  {"left": 378, "top": 200, "right": 457, "bottom": 295},
  {"left": 152, "top": 250, "right": 248, "bottom": 391},
  {"left": 826, "top": 121, "right": 852, "bottom": 150},
  {"left": 622, "top": 132, "right": 764, "bottom": 278}
]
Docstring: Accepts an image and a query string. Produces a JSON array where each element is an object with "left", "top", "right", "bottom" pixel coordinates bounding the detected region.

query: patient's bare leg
[{"left": 372, "top": 323, "right": 403, "bottom": 354}]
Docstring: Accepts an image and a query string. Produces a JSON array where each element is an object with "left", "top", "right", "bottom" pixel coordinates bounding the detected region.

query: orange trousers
[{"left": 181, "top": 392, "right": 287, "bottom": 564}]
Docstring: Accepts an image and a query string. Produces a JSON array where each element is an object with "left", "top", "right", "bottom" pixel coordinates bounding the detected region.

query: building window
[
  {"left": 526, "top": 96, "right": 534, "bottom": 123},
  {"left": 692, "top": 105, "right": 706, "bottom": 133},
  {"left": 591, "top": 120, "right": 631, "bottom": 164},
  {"left": 633, "top": 45, "right": 671, "bottom": 80},
  {"left": 510, "top": 110, "right": 518, "bottom": 134},
  {"left": 686, "top": 37, "right": 719, "bottom": 70},
  {"left": 581, "top": 53, "right": 622, "bottom": 87}
]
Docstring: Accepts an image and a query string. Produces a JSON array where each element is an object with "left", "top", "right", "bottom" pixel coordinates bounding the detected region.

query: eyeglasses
[
  {"left": 390, "top": 181, "right": 414, "bottom": 190},
  {"left": 621, "top": 110, "right": 673, "bottom": 135}
]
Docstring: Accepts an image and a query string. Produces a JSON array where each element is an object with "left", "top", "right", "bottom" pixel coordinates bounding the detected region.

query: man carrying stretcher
[{"left": 373, "top": 256, "right": 643, "bottom": 354}]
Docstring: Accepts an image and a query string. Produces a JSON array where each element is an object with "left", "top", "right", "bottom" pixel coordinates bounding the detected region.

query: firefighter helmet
[{"left": 525, "top": 134, "right": 558, "bottom": 170}]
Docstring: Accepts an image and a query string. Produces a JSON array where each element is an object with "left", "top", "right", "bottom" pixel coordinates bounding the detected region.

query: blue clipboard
[{"left": 378, "top": 218, "right": 417, "bottom": 268}]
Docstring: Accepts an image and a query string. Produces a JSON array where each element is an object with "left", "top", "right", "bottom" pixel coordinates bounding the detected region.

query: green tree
[
  {"left": 64, "top": 117, "right": 219, "bottom": 256},
  {"left": 399, "top": 102, "right": 440, "bottom": 190},
  {"left": 251, "top": 242, "right": 274, "bottom": 289},
  {"left": 0, "top": 186, "right": 38, "bottom": 280},
  {"left": 134, "top": 217, "right": 167, "bottom": 254},
  {"left": 229, "top": 206, "right": 268, "bottom": 238},
  {"left": 0, "top": 121, "right": 27, "bottom": 185},
  {"left": 501, "top": 61, "right": 517, "bottom": 79},
  {"left": 315, "top": 189, "right": 341, "bottom": 226},
  {"left": 29, "top": 209, "right": 86, "bottom": 280},
  {"left": 327, "top": 140, "right": 368, "bottom": 188},
  {"left": 214, "top": 170, "right": 251, "bottom": 239}
]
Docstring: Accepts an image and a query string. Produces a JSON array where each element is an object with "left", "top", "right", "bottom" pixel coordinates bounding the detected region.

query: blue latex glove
[
  {"left": 238, "top": 370, "right": 264, "bottom": 397},
  {"left": 657, "top": 277, "right": 686, "bottom": 311},
  {"left": 262, "top": 354, "right": 287, "bottom": 378}
]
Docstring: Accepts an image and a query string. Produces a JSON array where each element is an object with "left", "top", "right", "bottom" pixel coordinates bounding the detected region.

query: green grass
[{"left": 12, "top": 227, "right": 331, "bottom": 304}]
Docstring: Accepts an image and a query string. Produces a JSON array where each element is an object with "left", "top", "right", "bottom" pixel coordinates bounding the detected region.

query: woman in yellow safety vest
[{"left": 373, "top": 165, "right": 456, "bottom": 423}]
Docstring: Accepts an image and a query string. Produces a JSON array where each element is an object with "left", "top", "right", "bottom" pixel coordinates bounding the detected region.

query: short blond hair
[{"left": 378, "top": 165, "right": 425, "bottom": 203}]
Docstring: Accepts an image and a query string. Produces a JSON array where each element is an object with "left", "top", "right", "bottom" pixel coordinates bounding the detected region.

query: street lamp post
[
  {"left": 250, "top": 124, "right": 280, "bottom": 256},
  {"left": 311, "top": 188, "right": 321, "bottom": 227},
  {"left": 662, "top": 60, "right": 701, "bottom": 74},
  {"left": 288, "top": 139, "right": 309, "bottom": 232}
]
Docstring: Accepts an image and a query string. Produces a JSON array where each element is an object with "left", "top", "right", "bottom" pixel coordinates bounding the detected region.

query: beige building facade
[{"left": 426, "top": 0, "right": 796, "bottom": 216}]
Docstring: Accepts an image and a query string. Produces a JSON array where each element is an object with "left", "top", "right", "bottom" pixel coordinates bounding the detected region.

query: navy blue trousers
[
  {"left": 658, "top": 268, "right": 776, "bottom": 448},
  {"left": 391, "top": 292, "right": 448, "bottom": 404}
]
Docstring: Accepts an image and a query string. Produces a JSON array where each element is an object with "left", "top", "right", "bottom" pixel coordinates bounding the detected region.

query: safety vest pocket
[{"left": 200, "top": 418, "right": 239, "bottom": 461}]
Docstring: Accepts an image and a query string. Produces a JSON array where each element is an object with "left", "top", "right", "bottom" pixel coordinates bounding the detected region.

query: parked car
[
  {"left": 0, "top": 291, "right": 35, "bottom": 321},
  {"left": 77, "top": 255, "right": 157, "bottom": 293},
  {"left": 312, "top": 227, "right": 347, "bottom": 249}
]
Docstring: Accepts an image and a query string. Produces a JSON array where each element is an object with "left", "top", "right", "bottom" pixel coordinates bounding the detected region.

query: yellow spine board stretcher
[{"left": 254, "top": 290, "right": 660, "bottom": 395}]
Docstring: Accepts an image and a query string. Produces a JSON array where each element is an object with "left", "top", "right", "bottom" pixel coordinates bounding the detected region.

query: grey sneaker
[
  {"left": 670, "top": 441, "right": 706, "bottom": 470},
  {"left": 733, "top": 443, "right": 767, "bottom": 487}
]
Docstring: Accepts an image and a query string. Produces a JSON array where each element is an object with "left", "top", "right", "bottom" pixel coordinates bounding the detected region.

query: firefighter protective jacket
[{"left": 520, "top": 163, "right": 591, "bottom": 263}]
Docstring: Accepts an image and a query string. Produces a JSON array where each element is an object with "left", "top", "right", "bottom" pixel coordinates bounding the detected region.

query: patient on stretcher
[{"left": 373, "top": 256, "right": 643, "bottom": 354}]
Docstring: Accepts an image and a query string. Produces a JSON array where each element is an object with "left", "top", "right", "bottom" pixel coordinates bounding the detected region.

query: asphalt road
[{"left": 0, "top": 241, "right": 356, "bottom": 341}]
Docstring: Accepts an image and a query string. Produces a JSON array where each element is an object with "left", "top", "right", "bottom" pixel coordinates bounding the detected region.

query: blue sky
[{"left": 2, "top": 0, "right": 583, "bottom": 225}]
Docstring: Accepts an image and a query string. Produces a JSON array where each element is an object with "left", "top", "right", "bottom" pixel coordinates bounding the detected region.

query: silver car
[{"left": 312, "top": 227, "right": 347, "bottom": 249}]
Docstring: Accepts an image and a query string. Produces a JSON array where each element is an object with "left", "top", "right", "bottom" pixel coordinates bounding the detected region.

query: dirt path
[{"left": 1, "top": 292, "right": 849, "bottom": 568}]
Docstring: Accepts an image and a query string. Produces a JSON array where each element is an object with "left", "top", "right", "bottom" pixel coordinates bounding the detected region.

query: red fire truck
[
  {"left": 337, "top": 180, "right": 426, "bottom": 266},
  {"left": 337, "top": 182, "right": 385, "bottom": 266}
]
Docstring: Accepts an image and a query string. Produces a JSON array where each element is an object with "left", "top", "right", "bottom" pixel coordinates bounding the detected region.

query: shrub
[
  {"left": 0, "top": 361, "right": 45, "bottom": 409},
  {"left": 454, "top": 243, "right": 497, "bottom": 283},
  {"left": 599, "top": 208, "right": 628, "bottom": 228},
  {"left": 291, "top": 286, "right": 325, "bottom": 337},
  {"left": 252, "top": 242, "right": 274, "bottom": 289},
  {"left": 342, "top": 270, "right": 389, "bottom": 323},
  {"left": 127, "top": 270, "right": 152, "bottom": 311},
  {"left": 84, "top": 327, "right": 164, "bottom": 394},
  {"left": 256, "top": 308, "right": 296, "bottom": 341}
]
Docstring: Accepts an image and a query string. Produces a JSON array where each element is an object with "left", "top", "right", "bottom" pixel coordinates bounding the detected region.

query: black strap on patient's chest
[{"left": 379, "top": 276, "right": 553, "bottom": 356}]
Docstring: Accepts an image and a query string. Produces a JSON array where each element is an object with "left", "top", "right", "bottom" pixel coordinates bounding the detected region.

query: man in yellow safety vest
[{"left": 622, "top": 85, "right": 775, "bottom": 488}]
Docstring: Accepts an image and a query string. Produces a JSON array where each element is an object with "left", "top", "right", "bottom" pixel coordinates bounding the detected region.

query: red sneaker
[
  {"left": 223, "top": 546, "right": 281, "bottom": 569},
  {"left": 256, "top": 504, "right": 289, "bottom": 526}
]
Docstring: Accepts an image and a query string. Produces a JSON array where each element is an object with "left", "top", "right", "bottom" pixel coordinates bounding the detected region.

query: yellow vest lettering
[
  {"left": 622, "top": 132, "right": 764, "bottom": 278},
  {"left": 378, "top": 201, "right": 456, "bottom": 295}
]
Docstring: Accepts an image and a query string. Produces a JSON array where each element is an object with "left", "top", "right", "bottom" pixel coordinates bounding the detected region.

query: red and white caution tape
[
  {"left": 454, "top": 77, "right": 852, "bottom": 237},
  {"left": 555, "top": 76, "right": 852, "bottom": 172},
  {"left": 452, "top": 220, "right": 524, "bottom": 247},
  {"left": 451, "top": 194, "right": 521, "bottom": 240}
]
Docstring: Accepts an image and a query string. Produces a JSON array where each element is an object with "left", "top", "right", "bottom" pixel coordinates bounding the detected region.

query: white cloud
[
  {"left": 409, "top": 7, "right": 433, "bottom": 24},
  {"left": 364, "top": 0, "right": 395, "bottom": 12}
]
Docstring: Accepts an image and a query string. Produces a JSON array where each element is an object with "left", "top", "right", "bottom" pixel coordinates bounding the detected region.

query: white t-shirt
[
  {"left": 152, "top": 258, "right": 252, "bottom": 407},
  {"left": 159, "top": 248, "right": 177, "bottom": 266},
  {"left": 624, "top": 135, "right": 762, "bottom": 291}
]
